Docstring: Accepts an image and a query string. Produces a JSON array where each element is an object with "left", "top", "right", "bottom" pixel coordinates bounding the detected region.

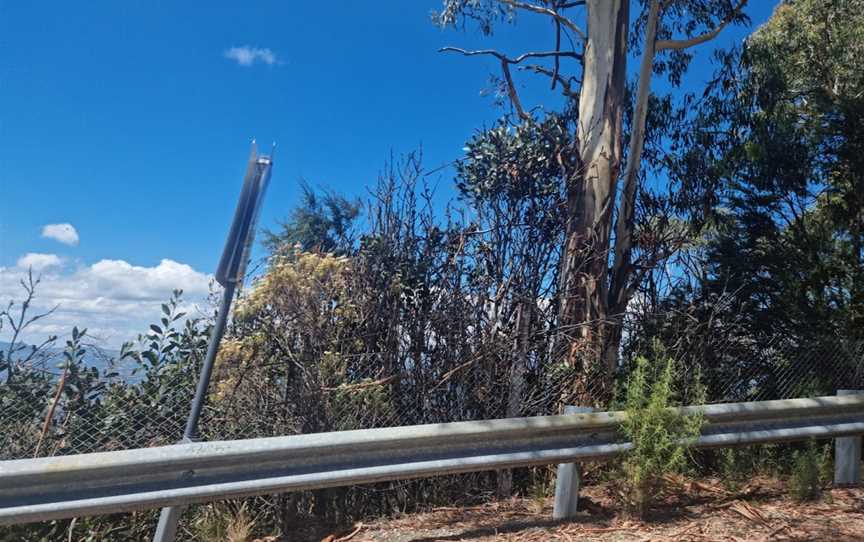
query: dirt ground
[{"left": 306, "top": 477, "right": 864, "bottom": 542}]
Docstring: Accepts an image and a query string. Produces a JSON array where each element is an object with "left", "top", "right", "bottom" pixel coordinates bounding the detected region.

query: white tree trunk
[
  {"left": 610, "top": 0, "right": 659, "bottom": 312},
  {"left": 558, "top": 0, "right": 629, "bottom": 380},
  {"left": 578, "top": 0, "right": 629, "bottom": 206},
  {"left": 603, "top": 0, "right": 660, "bottom": 372}
]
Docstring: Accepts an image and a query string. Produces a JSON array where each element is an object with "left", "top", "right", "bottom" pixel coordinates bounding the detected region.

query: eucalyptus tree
[{"left": 436, "top": 0, "right": 748, "bottom": 395}]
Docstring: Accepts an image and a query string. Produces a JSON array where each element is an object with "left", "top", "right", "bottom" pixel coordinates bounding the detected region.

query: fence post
[
  {"left": 835, "top": 389, "right": 863, "bottom": 487},
  {"left": 553, "top": 406, "right": 593, "bottom": 520}
]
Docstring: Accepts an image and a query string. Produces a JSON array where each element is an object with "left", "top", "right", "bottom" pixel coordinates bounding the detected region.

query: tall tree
[
  {"left": 436, "top": 0, "right": 748, "bottom": 398},
  {"left": 670, "top": 0, "right": 864, "bottom": 341}
]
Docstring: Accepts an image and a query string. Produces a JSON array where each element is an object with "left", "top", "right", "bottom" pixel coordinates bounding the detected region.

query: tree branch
[
  {"left": 656, "top": 0, "right": 748, "bottom": 51},
  {"left": 33, "top": 359, "right": 68, "bottom": 458},
  {"left": 3, "top": 269, "right": 58, "bottom": 382},
  {"left": 439, "top": 47, "right": 581, "bottom": 64},
  {"left": 500, "top": 60, "right": 529, "bottom": 120},
  {"left": 440, "top": 46, "right": 582, "bottom": 119},
  {"left": 551, "top": 17, "right": 562, "bottom": 90},
  {"left": 519, "top": 64, "right": 579, "bottom": 98},
  {"left": 496, "top": 0, "right": 587, "bottom": 42}
]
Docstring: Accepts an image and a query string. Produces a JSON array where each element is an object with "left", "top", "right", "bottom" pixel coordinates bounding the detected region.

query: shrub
[
  {"left": 190, "top": 503, "right": 257, "bottom": 542},
  {"left": 619, "top": 348, "right": 704, "bottom": 518},
  {"left": 527, "top": 467, "right": 551, "bottom": 513},
  {"left": 789, "top": 440, "right": 830, "bottom": 502},
  {"left": 719, "top": 448, "right": 748, "bottom": 491}
]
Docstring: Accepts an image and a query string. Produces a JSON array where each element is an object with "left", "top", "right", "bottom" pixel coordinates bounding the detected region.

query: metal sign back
[{"left": 215, "top": 141, "right": 273, "bottom": 286}]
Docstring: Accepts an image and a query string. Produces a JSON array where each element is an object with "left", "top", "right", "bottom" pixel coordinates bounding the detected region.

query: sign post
[{"left": 153, "top": 142, "right": 273, "bottom": 542}]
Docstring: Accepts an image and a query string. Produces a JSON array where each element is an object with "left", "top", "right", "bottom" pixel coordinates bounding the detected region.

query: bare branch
[
  {"left": 33, "top": 360, "right": 68, "bottom": 458},
  {"left": 20, "top": 335, "right": 59, "bottom": 366},
  {"left": 656, "top": 0, "right": 747, "bottom": 51},
  {"left": 551, "top": 18, "right": 562, "bottom": 90},
  {"left": 496, "top": 0, "right": 587, "bottom": 42},
  {"left": 2, "top": 269, "right": 60, "bottom": 381},
  {"left": 321, "top": 374, "right": 401, "bottom": 393},
  {"left": 519, "top": 64, "right": 579, "bottom": 98},
  {"left": 500, "top": 60, "right": 529, "bottom": 120},
  {"left": 439, "top": 47, "right": 581, "bottom": 64},
  {"left": 440, "top": 46, "right": 582, "bottom": 119}
]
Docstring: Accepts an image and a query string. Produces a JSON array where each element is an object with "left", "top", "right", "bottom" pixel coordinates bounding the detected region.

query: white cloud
[
  {"left": 224, "top": 45, "right": 278, "bottom": 66},
  {"left": 87, "top": 259, "right": 211, "bottom": 300},
  {"left": 16, "top": 253, "right": 63, "bottom": 271},
  {"left": 0, "top": 258, "right": 214, "bottom": 347},
  {"left": 42, "top": 223, "right": 80, "bottom": 246}
]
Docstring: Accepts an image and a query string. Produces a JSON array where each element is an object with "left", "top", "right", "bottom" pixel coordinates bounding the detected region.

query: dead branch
[
  {"left": 519, "top": 64, "right": 579, "bottom": 98},
  {"left": 3, "top": 269, "right": 59, "bottom": 382},
  {"left": 438, "top": 47, "right": 581, "bottom": 64},
  {"left": 33, "top": 360, "right": 69, "bottom": 458},
  {"left": 429, "top": 353, "right": 487, "bottom": 392},
  {"left": 440, "top": 46, "right": 582, "bottom": 119},
  {"left": 331, "top": 522, "right": 365, "bottom": 542},
  {"left": 656, "top": 0, "right": 747, "bottom": 51},
  {"left": 552, "top": 16, "right": 562, "bottom": 89},
  {"left": 501, "top": 60, "right": 529, "bottom": 120},
  {"left": 496, "top": 0, "right": 587, "bottom": 42}
]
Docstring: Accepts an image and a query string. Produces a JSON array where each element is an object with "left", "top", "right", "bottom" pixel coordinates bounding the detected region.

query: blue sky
[{"left": 0, "top": 1, "right": 777, "bottom": 345}]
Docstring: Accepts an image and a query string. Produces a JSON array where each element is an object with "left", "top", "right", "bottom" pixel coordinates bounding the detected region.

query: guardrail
[{"left": 2, "top": 394, "right": 863, "bottom": 526}]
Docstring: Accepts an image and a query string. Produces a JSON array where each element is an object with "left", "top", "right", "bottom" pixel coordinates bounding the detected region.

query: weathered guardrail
[{"left": 2, "top": 394, "right": 863, "bottom": 525}]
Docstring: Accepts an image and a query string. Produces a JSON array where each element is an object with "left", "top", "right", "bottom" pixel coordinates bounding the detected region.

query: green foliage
[
  {"left": 329, "top": 381, "right": 396, "bottom": 432},
  {"left": 636, "top": 0, "right": 864, "bottom": 405},
  {"left": 619, "top": 348, "right": 704, "bottom": 518},
  {"left": 663, "top": 0, "right": 864, "bottom": 344},
  {"left": 263, "top": 181, "right": 360, "bottom": 255},
  {"left": 719, "top": 449, "right": 747, "bottom": 491},
  {"left": 456, "top": 116, "right": 571, "bottom": 205},
  {"left": 789, "top": 440, "right": 831, "bottom": 502},
  {"left": 750, "top": 0, "right": 864, "bottom": 104},
  {"left": 718, "top": 444, "right": 786, "bottom": 491},
  {"left": 527, "top": 468, "right": 551, "bottom": 514},
  {"left": 0, "top": 287, "right": 209, "bottom": 540}
]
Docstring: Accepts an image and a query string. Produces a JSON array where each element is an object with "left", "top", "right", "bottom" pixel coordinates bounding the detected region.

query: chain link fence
[
  {"left": 2, "top": 305, "right": 863, "bottom": 539},
  {"left": 2, "top": 328, "right": 862, "bottom": 456}
]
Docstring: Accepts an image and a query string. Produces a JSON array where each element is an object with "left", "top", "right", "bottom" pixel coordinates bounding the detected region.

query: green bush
[
  {"left": 719, "top": 448, "right": 748, "bottom": 491},
  {"left": 789, "top": 440, "right": 830, "bottom": 502},
  {"left": 719, "top": 444, "right": 784, "bottom": 490},
  {"left": 619, "top": 349, "right": 704, "bottom": 518}
]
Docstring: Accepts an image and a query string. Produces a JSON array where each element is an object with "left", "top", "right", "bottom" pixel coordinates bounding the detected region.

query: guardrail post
[
  {"left": 835, "top": 389, "right": 863, "bottom": 487},
  {"left": 153, "top": 505, "right": 182, "bottom": 542},
  {"left": 553, "top": 406, "right": 593, "bottom": 520}
]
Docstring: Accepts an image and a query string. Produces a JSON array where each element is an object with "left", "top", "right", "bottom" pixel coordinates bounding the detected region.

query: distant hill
[{"left": 0, "top": 340, "right": 136, "bottom": 380}]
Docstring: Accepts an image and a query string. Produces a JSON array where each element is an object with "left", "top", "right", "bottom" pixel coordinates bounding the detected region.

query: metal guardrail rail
[{"left": 2, "top": 395, "right": 863, "bottom": 525}]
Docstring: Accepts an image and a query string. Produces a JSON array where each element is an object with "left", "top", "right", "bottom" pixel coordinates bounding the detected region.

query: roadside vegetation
[{"left": 2, "top": 0, "right": 864, "bottom": 540}]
